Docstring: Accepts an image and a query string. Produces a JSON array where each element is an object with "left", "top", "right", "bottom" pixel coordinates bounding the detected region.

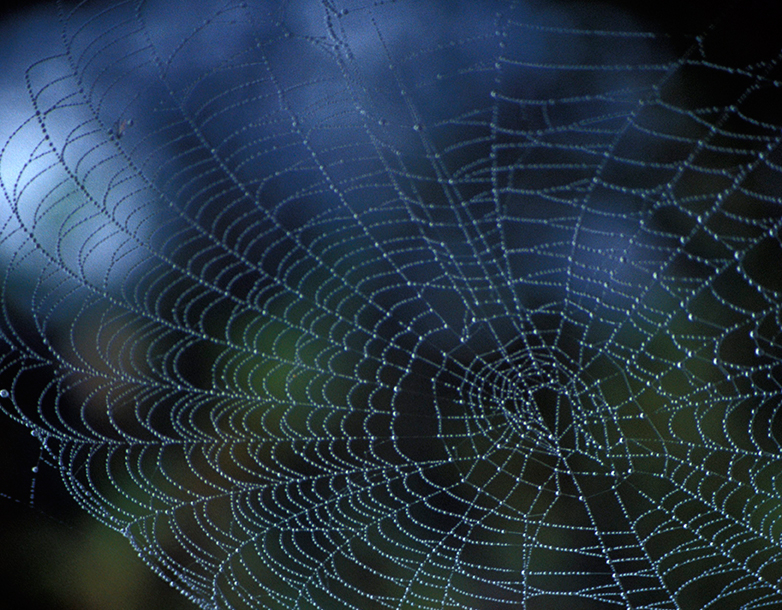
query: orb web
[{"left": 2, "top": 1, "right": 782, "bottom": 609}]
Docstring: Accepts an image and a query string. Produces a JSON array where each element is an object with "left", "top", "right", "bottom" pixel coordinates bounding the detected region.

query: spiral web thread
[{"left": 2, "top": 1, "right": 782, "bottom": 608}]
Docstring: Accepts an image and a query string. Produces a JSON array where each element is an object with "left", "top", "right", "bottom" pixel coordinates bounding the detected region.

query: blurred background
[{"left": 0, "top": 0, "right": 778, "bottom": 609}]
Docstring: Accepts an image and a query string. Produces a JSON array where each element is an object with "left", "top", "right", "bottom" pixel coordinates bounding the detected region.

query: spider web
[{"left": 2, "top": 1, "right": 782, "bottom": 609}]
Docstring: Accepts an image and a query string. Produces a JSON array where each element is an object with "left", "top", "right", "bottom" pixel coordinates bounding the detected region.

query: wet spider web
[{"left": 2, "top": 1, "right": 782, "bottom": 608}]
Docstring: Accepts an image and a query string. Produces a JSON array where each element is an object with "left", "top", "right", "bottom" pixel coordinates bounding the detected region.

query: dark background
[{"left": 0, "top": 0, "right": 775, "bottom": 609}]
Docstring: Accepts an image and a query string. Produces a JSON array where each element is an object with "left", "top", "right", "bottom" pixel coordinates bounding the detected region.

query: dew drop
[
  {"left": 31, "top": 466, "right": 38, "bottom": 473},
  {"left": 0, "top": 389, "right": 8, "bottom": 398}
]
